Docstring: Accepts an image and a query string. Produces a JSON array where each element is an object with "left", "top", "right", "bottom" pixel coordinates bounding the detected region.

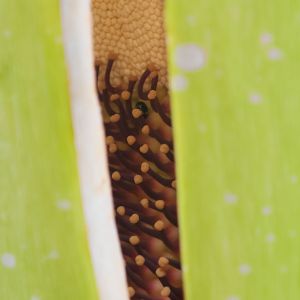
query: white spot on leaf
[
  {"left": 289, "top": 230, "right": 297, "bottom": 238},
  {"left": 239, "top": 264, "right": 252, "bottom": 275},
  {"left": 186, "top": 15, "right": 197, "bottom": 26},
  {"left": 46, "top": 250, "right": 60, "bottom": 260},
  {"left": 266, "top": 233, "right": 276, "bottom": 243},
  {"left": 268, "top": 48, "right": 284, "bottom": 61},
  {"left": 171, "top": 74, "right": 188, "bottom": 91},
  {"left": 2, "top": 30, "right": 12, "bottom": 38},
  {"left": 260, "top": 32, "right": 273, "bottom": 45},
  {"left": 249, "top": 92, "right": 262, "bottom": 104},
  {"left": 56, "top": 199, "right": 71, "bottom": 211},
  {"left": 279, "top": 265, "right": 288, "bottom": 273},
  {"left": 197, "top": 123, "right": 207, "bottom": 133},
  {"left": 175, "top": 44, "right": 206, "bottom": 71},
  {"left": 215, "top": 69, "right": 224, "bottom": 79},
  {"left": 262, "top": 206, "right": 272, "bottom": 216},
  {"left": 1, "top": 253, "right": 16, "bottom": 269},
  {"left": 291, "top": 175, "right": 298, "bottom": 184},
  {"left": 224, "top": 193, "right": 238, "bottom": 204}
]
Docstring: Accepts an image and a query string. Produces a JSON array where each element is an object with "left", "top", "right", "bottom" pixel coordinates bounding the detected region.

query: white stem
[{"left": 60, "top": 1, "right": 128, "bottom": 299}]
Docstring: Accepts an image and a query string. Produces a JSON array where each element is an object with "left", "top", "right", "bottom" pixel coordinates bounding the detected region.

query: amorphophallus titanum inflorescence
[
  {"left": 2, "top": 0, "right": 300, "bottom": 300},
  {"left": 92, "top": 1, "right": 182, "bottom": 299}
]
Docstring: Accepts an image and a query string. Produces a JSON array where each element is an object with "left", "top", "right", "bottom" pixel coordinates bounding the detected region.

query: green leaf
[
  {"left": 166, "top": 1, "right": 300, "bottom": 299},
  {"left": 0, "top": 1, "right": 98, "bottom": 299}
]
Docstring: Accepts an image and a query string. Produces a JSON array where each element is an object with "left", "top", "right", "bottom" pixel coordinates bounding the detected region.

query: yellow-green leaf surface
[
  {"left": 167, "top": 1, "right": 300, "bottom": 300},
  {"left": 0, "top": 2, "right": 98, "bottom": 299}
]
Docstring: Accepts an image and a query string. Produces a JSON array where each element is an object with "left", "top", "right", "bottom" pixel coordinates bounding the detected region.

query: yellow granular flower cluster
[{"left": 92, "top": 0, "right": 168, "bottom": 87}]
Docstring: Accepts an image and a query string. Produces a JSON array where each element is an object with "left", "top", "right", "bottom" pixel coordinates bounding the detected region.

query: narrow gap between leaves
[{"left": 92, "top": 1, "right": 183, "bottom": 299}]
